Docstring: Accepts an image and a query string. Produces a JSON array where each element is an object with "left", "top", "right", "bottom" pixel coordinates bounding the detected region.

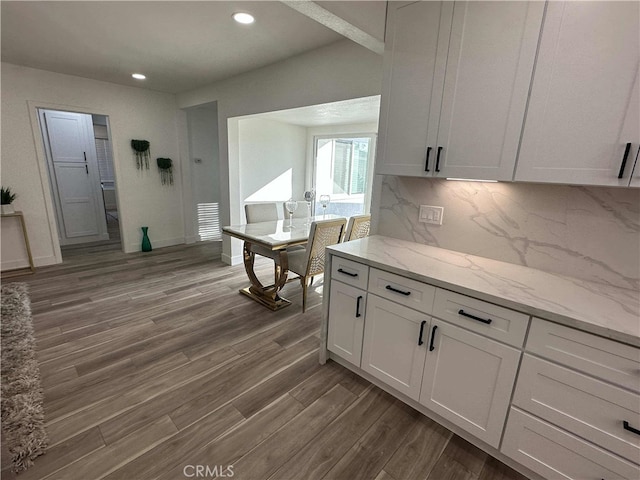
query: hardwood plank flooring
[{"left": 1, "top": 240, "right": 529, "bottom": 479}]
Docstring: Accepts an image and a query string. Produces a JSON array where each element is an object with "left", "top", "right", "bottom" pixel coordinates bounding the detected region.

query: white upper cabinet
[
  {"left": 516, "top": 1, "right": 640, "bottom": 186},
  {"left": 376, "top": 1, "right": 544, "bottom": 181}
]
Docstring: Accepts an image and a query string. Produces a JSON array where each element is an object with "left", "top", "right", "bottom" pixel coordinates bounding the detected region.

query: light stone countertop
[{"left": 327, "top": 235, "right": 640, "bottom": 347}]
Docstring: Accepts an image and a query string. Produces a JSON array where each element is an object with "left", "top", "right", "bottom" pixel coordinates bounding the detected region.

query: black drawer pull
[
  {"left": 356, "top": 295, "right": 363, "bottom": 318},
  {"left": 425, "top": 146, "right": 432, "bottom": 172},
  {"left": 337, "top": 268, "right": 358, "bottom": 277},
  {"left": 386, "top": 285, "right": 411, "bottom": 296},
  {"left": 458, "top": 309, "right": 492, "bottom": 325},
  {"left": 617, "top": 142, "right": 632, "bottom": 179},
  {"left": 418, "top": 320, "right": 427, "bottom": 346},
  {"left": 435, "top": 146, "right": 443, "bottom": 172},
  {"left": 429, "top": 325, "right": 437, "bottom": 351},
  {"left": 623, "top": 421, "right": 640, "bottom": 436}
]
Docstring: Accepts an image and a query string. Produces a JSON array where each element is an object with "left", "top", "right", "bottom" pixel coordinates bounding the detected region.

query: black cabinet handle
[
  {"left": 418, "top": 320, "right": 427, "bottom": 345},
  {"left": 386, "top": 285, "right": 411, "bottom": 296},
  {"left": 338, "top": 268, "right": 358, "bottom": 277},
  {"left": 85, "top": 164, "right": 89, "bottom": 175},
  {"left": 429, "top": 325, "right": 437, "bottom": 351},
  {"left": 83, "top": 151, "right": 87, "bottom": 162},
  {"left": 425, "top": 147, "right": 432, "bottom": 172},
  {"left": 356, "top": 295, "right": 363, "bottom": 318},
  {"left": 623, "top": 420, "right": 640, "bottom": 436},
  {"left": 618, "top": 142, "right": 632, "bottom": 179},
  {"left": 435, "top": 146, "right": 443, "bottom": 172},
  {"left": 458, "top": 309, "right": 492, "bottom": 325}
]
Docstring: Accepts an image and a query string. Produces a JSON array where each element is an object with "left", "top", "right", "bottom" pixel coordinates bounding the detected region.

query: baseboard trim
[
  {"left": 125, "top": 237, "right": 186, "bottom": 253},
  {"left": 221, "top": 253, "right": 243, "bottom": 266},
  {"left": 1, "top": 254, "right": 58, "bottom": 272}
]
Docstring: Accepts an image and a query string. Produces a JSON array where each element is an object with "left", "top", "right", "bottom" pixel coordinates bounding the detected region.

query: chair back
[
  {"left": 344, "top": 214, "right": 371, "bottom": 242},
  {"left": 244, "top": 203, "right": 278, "bottom": 223},
  {"left": 304, "top": 218, "right": 347, "bottom": 277},
  {"left": 282, "top": 201, "right": 307, "bottom": 219}
]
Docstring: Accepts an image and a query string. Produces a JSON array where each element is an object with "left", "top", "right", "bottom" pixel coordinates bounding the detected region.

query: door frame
[{"left": 27, "top": 100, "right": 123, "bottom": 260}]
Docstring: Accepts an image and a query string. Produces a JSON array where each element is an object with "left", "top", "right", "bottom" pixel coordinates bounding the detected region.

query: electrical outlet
[{"left": 419, "top": 205, "right": 444, "bottom": 225}]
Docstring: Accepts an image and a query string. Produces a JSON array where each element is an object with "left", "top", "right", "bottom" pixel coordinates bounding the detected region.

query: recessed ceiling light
[
  {"left": 232, "top": 12, "right": 254, "bottom": 24},
  {"left": 132, "top": 73, "right": 146, "bottom": 80}
]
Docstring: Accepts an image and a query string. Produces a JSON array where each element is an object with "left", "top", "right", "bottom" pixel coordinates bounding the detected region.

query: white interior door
[{"left": 40, "top": 110, "right": 108, "bottom": 245}]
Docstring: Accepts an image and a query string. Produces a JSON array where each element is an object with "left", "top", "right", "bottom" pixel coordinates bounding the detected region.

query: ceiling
[
  {"left": 243, "top": 95, "right": 381, "bottom": 127},
  {"left": 1, "top": 1, "right": 350, "bottom": 94}
]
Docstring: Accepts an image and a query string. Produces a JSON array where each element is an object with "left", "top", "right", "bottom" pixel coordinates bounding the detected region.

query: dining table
[{"left": 222, "top": 214, "right": 342, "bottom": 311}]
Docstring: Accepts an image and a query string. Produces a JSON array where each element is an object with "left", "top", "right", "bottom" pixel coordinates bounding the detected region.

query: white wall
[
  {"left": 186, "top": 103, "right": 221, "bottom": 242},
  {"left": 177, "top": 40, "right": 383, "bottom": 264},
  {"left": 1, "top": 62, "right": 185, "bottom": 269},
  {"left": 239, "top": 117, "right": 307, "bottom": 220}
]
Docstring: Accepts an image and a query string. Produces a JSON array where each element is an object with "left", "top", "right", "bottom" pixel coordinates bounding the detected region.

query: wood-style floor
[{"left": 0, "top": 239, "right": 529, "bottom": 480}]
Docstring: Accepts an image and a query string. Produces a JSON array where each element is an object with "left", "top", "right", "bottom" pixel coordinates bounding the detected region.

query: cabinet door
[
  {"left": 516, "top": 1, "right": 640, "bottom": 186},
  {"left": 419, "top": 319, "right": 520, "bottom": 448},
  {"left": 434, "top": 1, "right": 544, "bottom": 180},
  {"left": 375, "top": 1, "right": 453, "bottom": 177},
  {"left": 362, "top": 295, "right": 430, "bottom": 400},
  {"left": 327, "top": 281, "right": 366, "bottom": 367}
]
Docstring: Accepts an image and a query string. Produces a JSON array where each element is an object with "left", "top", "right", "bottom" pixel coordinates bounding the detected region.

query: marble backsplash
[{"left": 373, "top": 176, "right": 640, "bottom": 291}]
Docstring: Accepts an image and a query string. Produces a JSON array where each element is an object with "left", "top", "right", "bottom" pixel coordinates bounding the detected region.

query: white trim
[
  {"left": 26, "top": 99, "right": 126, "bottom": 259},
  {"left": 125, "top": 236, "right": 186, "bottom": 254},
  {"left": 1, "top": 254, "right": 58, "bottom": 271},
  {"left": 221, "top": 252, "right": 243, "bottom": 266}
]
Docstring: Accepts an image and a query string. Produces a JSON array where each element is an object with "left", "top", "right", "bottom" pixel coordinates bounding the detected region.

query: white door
[
  {"left": 516, "top": 1, "right": 640, "bottom": 186},
  {"left": 327, "top": 281, "right": 366, "bottom": 367},
  {"left": 434, "top": 1, "right": 544, "bottom": 180},
  {"left": 419, "top": 318, "right": 520, "bottom": 448},
  {"left": 375, "top": 1, "right": 453, "bottom": 177},
  {"left": 361, "top": 295, "right": 430, "bottom": 400},
  {"left": 41, "top": 110, "right": 108, "bottom": 245}
]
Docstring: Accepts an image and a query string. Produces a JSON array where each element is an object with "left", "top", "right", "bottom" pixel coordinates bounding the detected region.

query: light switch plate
[{"left": 419, "top": 205, "right": 444, "bottom": 225}]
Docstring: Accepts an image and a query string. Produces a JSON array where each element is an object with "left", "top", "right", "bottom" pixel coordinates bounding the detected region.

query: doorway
[{"left": 38, "top": 109, "right": 120, "bottom": 251}]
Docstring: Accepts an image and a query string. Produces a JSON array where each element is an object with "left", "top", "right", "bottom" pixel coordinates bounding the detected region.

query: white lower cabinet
[
  {"left": 419, "top": 319, "right": 520, "bottom": 448},
  {"left": 327, "top": 280, "right": 366, "bottom": 367},
  {"left": 513, "top": 354, "right": 640, "bottom": 463},
  {"left": 325, "top": 253, "right": 640, "bottom": 480},
  {"left": 361, "top": 295, "right": 430, "bottom": 400},
  {"left": 502, "top": 408, "right": 640, "bottom": 480}
]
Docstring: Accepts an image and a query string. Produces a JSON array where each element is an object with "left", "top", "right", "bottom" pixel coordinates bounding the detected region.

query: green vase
[{"left": 141, "top": 226, "right": 152, "bottom": 252}]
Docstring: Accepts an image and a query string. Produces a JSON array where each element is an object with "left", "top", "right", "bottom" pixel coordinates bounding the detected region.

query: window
[{"left": 314, "top": 135, "right": 376, "bottom": 217}]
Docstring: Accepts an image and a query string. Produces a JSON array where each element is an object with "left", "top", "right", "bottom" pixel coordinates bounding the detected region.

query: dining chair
[
  {"left": 244, "top": 203, "right": 280, "bottom": 268},
  {"left": 286, "top": 217, "right": 347, "bottom": 312},
  {"left": 245, "top": 203, "right": 279, "bottom": 223},
  {"left": 344, "top": 214, "right": 371, "bottom": 242}
]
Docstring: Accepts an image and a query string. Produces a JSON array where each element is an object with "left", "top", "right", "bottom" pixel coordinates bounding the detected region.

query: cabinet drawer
[
  {"left": 527, "top": 318, "right": 640, "bottom": 392},
  {"left": 368, "top": 268, "right": 436, "bottom": 314},
  {"left": 502, "top": 408, "right": 640, "bottom": 480},
  {"left": 514, "top": 354, "right": 640, "bottom": 463},
  {"left": 331, "top": 256, "right": 369, "bottom": 290},
  {"left": 432, "top": 289, "right": 529, "bottom": 347}
]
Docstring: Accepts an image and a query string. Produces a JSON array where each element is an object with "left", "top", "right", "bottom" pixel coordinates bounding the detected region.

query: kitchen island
[{"left": 321, "top": 235, "right": 640, "bottom": 480}]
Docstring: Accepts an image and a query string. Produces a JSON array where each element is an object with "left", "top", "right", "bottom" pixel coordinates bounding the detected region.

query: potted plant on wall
[{"left": 1, "top": 187, "right": 16, "bottom": 214}]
